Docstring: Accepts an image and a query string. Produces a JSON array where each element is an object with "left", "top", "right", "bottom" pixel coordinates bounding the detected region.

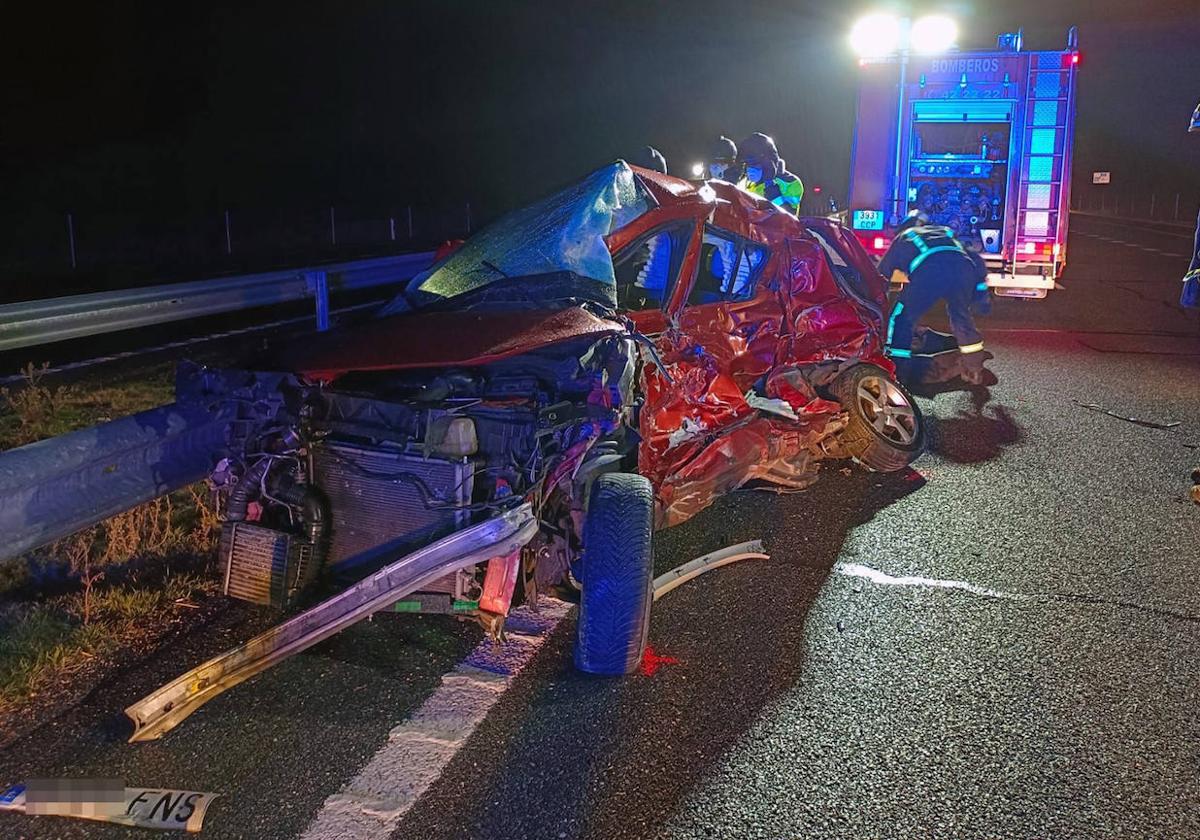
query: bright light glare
[
  {"left": 691, "top": 162, "right": 705, "bottom": 177},
  {"left": 910, "top": 15, "right": 958, "bottom": 54},
  {"left": 850, "top": 14, "right": 901, "bottom": 58}
]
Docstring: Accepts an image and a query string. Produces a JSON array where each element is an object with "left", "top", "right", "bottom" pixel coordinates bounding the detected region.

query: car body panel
[
  {"left": 292, "top": 308, "right": 625, "bottom": 384},
  {"left": 284, "top": 162, "right": 895, "bottom": 527}
]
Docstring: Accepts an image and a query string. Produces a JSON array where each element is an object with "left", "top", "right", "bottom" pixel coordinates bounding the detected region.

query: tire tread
[{"left": 574, "top": 473, "right": 654, "bottom": 676}]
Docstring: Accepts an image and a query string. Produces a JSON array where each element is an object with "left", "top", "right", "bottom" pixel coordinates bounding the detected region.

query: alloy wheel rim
[{"left": 855, "top": 376, "right": 917, "bottom": 446}]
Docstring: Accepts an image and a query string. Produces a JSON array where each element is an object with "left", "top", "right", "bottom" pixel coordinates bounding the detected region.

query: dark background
[{"left": 1, "top": 0, "right": 1197, "bottom": 275}]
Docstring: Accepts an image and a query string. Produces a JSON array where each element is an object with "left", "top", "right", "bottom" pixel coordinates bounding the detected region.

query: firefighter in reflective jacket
[
  {"left": 737, "top": 133, "right": 804, "bottom": 216},
  {"left": 1181, "top": 101, "right": 1200, "bottom": 309},
  {"left": 878, "top": 211, "right": 992, "bottom": 384}
]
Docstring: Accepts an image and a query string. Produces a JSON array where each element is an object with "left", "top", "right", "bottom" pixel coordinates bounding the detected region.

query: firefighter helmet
[
  {"left": 710, "top": 135, "right": 738, "bottom": 163},
  {"left": 737, "top": 133, "right": 782, "bottom": 181},
  {"left": 632, "top": 146, "right": 668, "bottom": 174}
]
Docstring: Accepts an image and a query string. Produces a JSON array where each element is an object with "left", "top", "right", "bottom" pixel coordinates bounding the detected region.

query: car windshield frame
[{"left": 379, "top": 162, "right": 652, "bottom": 317}]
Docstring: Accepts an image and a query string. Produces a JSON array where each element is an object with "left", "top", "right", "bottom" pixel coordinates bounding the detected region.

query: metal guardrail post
[
  {"left": 66, "top": 213, "right": 77, "bottom": 269},
  {"left": 305, "top": 270, "right": 330, "bottom": 331}
]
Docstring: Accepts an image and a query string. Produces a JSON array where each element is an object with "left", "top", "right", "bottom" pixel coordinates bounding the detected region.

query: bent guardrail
[
  {"left": 0, "top": 251, "right": 435, "bottom": 352},
  {"left": 0, "top": 403, "right": 231, "bottom": 561}
]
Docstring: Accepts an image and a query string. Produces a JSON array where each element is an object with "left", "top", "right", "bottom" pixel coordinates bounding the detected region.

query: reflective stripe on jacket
[{"left": 745, "top": 173, "right": 804, "bottom": 215}]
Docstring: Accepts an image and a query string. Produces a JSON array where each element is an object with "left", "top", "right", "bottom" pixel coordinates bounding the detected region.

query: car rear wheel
[
  {"left": 831, "top": 364, "right": 925, "bottom": 472},
  {"left": 574, "top": 473, "right": 654, "bottom": 676}
]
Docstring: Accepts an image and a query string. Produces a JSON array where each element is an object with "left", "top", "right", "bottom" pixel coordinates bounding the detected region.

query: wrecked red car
[{"left": 179, "top": 162, "right": 925, "bottom": 680}]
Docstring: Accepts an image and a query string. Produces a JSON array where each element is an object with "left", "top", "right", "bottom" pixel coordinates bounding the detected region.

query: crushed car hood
[{"left": 287, "top": 307, "right": 626, "bottom": 383}]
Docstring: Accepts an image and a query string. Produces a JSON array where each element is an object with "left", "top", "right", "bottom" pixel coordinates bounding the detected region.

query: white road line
[
  {"left": 834, "top": 562, "right": 1032, "bottom": 603},
  {"left": 299, "top": 598, "right": 573, "bottom": 840}
]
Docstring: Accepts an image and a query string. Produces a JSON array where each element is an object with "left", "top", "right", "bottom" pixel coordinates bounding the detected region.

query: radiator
[{"left": 312, "top": 441, "right": 473, "bottom": 575}]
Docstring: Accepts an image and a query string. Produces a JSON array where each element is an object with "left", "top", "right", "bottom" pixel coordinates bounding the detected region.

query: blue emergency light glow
[{"left": 852, "top": 210, "right": 885, "bottom": 230}]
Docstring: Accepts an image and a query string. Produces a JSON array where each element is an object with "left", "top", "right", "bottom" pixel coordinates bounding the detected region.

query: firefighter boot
[{"left": 960, "top": 350, "right": 995, "bottom": 385}]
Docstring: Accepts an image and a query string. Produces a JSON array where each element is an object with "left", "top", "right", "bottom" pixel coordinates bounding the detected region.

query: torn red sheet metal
[
  {"left": 282, "top": 165, "right": 895, "bottom": 528},
  {"left": 626, "top": 177, "right": 890, "bottom": 526}
]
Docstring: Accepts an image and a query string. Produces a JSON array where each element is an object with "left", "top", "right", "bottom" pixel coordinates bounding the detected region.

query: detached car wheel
[
  {"left": 574, "top": 473, "right": 654, "bottom": 676},
  {"left": 832, "top": 364, "right": 925, "bottom": 472}
]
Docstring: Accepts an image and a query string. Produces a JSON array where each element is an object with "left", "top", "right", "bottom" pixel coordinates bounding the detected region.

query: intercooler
[
  {"left": 312, "top": 441, "right": 474, "bottom": 578},
  {"left": 220, "top": 523, "right": 317, "bottom": 609}
]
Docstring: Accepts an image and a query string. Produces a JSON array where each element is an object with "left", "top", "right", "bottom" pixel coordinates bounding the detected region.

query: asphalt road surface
[{"left": 2, "top": 214, "right": 1198, "bottom": 839}]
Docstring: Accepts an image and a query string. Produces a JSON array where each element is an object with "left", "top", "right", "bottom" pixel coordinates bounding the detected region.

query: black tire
[
  {"left": 831, "top": 364, "right": 925, "bottom": 472},
  {"left": 574, "top": 473, "right": 654, "bottom": 676}
]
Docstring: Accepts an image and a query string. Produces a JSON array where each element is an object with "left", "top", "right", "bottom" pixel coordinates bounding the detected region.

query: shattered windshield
[{"left": 381, "top": 162, "right": 651, "bottom": 316}]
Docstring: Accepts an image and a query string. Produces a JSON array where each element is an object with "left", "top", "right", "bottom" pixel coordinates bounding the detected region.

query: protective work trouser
[
  {"left": 1182, "top": 206, "right": 1200, "bottom": 309},
  {"left": 886, "top": 274, "right": 984, "bottom": 361}
]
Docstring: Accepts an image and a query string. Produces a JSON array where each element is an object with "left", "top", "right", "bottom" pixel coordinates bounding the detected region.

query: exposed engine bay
[{"left": 180, "top": 331, "right": 640, "bottom": 619}]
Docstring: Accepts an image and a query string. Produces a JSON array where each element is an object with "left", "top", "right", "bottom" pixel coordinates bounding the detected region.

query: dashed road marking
[{"left": 299, "top": 598, "right": 573, "bottom": 840}]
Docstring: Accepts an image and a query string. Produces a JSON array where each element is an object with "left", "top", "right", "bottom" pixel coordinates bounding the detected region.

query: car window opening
[
  {"left": 689, "top": 228, "right": 768, "bottom": 306},
  {"left": 615, "top": 223, "right": 690, "bottom": 312}
]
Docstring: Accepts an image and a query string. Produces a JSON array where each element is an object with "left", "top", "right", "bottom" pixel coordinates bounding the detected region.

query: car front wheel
[{"left": 574, "top": 473, "right": 654, "bottom": 676}]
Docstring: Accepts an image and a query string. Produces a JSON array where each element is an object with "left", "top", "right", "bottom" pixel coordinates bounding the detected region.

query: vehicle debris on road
[
  {"left": 652, "top": 540, "right": 769, "bottom": 601},
  {"left": 0, "top": 780, "right": 218, "bottom": 833},
  {"left": 1073, "top": 400, "right": 1181, "bottom": 430}
]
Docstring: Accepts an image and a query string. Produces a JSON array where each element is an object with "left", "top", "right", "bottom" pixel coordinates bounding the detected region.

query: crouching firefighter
[
  {"left": 879, "top": 211, "right": 993, "bottom": 385},
  {"left": 1181, "top": 100, "right": 1200, "bottom": 309}
]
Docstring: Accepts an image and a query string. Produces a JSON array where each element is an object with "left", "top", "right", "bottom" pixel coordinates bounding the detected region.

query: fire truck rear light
[
  {"left": 1023, "top": 242, "right": 1037, "bottom": 254},
  {"left": 873, "top": 237, "right": 886, "bottom": 250},
  {"left": 1071, "top": 53, "right": 1080, "bottom": 65}
]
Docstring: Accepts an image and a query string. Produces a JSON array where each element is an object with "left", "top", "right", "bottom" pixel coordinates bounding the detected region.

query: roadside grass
[
  {"left": 0, "top": 573, "right": 219, "bottom": 704},
  {"left": 0, "top": 360, "right": 175, "bottom": 449},
  {"left": 0, "top": 361, "right": 223, "bottom": 709}
]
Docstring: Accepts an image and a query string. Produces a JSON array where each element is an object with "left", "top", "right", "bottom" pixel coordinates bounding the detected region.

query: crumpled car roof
[{"left": 381, "top": 162, "right": 651, "bottom": 316}]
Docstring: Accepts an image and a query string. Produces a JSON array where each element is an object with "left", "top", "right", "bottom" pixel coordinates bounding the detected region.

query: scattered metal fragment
[
  {"left": 125, "top": 504, "right": 537, "bottom": 742},
  {"left": 1073, "top": 400, "right": 1181, "bottom": 430},
  {"left": 744, "top": 390, "right": 799, "bottom": 421},
  {"left": 652, "top": 540, "right": 769, "bottom": 601}
]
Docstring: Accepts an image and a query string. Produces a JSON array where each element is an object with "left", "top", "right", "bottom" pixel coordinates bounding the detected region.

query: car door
[
  {"left": 670, "top": 225, "right": 778, "bottom": 391},
  {"left": 635, "top": 225, "right": 781, "bottom": 501}
]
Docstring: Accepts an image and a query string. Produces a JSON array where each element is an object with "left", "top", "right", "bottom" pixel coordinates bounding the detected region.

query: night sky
[{"left": 3, "top": 1, "right": 1198, "bottom": 223}]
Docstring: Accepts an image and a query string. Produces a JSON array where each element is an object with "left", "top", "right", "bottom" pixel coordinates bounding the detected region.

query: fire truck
[{"left": 846, "top": 29, "right": 1080, "bottom": 298}]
